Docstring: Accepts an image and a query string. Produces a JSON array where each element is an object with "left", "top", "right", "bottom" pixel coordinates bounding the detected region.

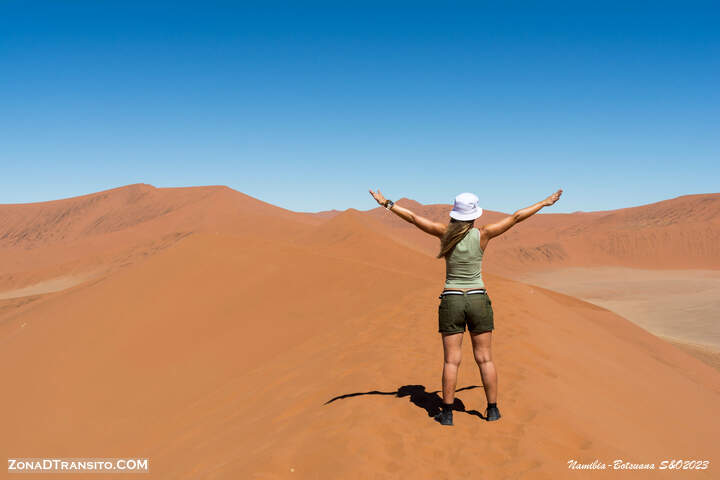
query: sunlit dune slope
[
  {"left": 0, "top": 183, "right": 321, "bottom": 292},
  {"left": 2, "top": 213, "right": 719, "bottom": 479},
  {"left": 289, "top": 208, "right": 443, "bottom": 271}
]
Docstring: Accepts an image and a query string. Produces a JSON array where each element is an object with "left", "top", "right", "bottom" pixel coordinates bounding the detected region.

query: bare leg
[
  {"left": 440, "top": 332, "right": 464, "bottom": 404},
  {"left": 470, "top": 330, "right": 497, "bottom": 403}
]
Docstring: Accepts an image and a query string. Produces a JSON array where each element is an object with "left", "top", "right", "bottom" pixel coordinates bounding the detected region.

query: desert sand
[
  {"left": 1, "top": 185, "right": 719, "bottom": 479},
  {"left": 517, "top": 267, "right": 720, "bottom": 357}
]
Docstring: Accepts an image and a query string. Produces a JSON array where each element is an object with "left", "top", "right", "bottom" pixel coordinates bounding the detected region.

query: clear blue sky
[{"left": 2, "top": 1, "right": 718, "bottom": 213}]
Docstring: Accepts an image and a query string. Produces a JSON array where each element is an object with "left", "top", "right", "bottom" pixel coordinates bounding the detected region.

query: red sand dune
[
  {"left": 0, "top": 184, "right": 321, "bottom": 292},
  {"left": 1, "top": 185, "right": 719, "bottom": 479}
]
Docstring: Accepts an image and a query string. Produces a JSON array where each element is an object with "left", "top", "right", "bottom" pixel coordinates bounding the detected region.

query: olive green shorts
[{"left": 438, "top": 292, "right": 494, "bottom": 334}]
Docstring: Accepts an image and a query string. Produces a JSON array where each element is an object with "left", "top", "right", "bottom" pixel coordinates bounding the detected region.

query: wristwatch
[{"left": 384, "top": 199, "right": 394, "bottom": 210}]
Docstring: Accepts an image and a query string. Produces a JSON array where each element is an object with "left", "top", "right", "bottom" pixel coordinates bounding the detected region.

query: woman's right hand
[
  {"left": 368, "top": 188, "right": 388, "bottom": 207},
  {"left": 543, "top": 189, "right": 563, "bottom": 206}
]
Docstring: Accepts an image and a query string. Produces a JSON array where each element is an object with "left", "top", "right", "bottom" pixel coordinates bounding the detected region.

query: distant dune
[
  {"left": 0, "top": 183, "right": 322, "bottom": 292},
  {"left": 361, "top": 193, "right": 720, "bottom": 273},
  {"left": 1, "top": 185, "right": 719, "bottom": 478}
]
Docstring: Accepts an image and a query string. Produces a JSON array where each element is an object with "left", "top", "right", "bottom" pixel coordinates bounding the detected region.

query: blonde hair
[{"left": 437, "top": 218, "right": 474, "bottom": 258}]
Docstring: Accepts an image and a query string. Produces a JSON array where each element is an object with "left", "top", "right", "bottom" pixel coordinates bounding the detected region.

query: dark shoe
[
  {"left": 434, "top": 409, "right": 453, "bottom": 426},
  {"left": 486, "top": 405, "right": 501, "bottom": 421}
]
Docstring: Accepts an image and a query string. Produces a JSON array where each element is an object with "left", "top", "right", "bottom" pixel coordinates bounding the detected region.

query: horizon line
[{"left": 1, "top": 182, "right": 718, "bottom": 216}]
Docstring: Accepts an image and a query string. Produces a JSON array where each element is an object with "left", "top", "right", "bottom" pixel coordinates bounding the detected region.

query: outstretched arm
[
  {"left": 482, "top": 189, "right": 563, "bottom": 239},
  {"left": 369, "top": 188, "right": 446, "bottom": 238}
]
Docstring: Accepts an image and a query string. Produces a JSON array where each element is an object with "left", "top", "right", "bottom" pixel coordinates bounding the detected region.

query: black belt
[{"left": 439, "top": 288, "right": 486, "bottom": 298}]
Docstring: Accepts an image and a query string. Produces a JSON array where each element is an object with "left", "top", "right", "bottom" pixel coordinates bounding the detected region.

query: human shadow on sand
[{"left": 324, "top": 384, "right": 488, "bottom": 420}]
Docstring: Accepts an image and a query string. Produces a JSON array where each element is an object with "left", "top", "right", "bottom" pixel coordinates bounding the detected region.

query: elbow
[{"left": 512, "top": 212, "right": 521, "bottom": 223}]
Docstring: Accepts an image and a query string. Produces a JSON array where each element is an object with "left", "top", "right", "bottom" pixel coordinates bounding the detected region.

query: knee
[
  {"left": 444, "top": 355, "right": 461, "bottom": 368},
  {"left": 474, "top": 351, "right": 492, "bottom": 364}
]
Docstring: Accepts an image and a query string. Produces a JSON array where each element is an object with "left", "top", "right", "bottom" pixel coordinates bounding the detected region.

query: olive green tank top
[{"left": 444, "top": 227, "right": 484, "bottom": 289}]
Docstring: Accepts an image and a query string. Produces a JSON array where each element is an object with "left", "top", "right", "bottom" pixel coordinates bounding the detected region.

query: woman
[{"left": 368, "top": 188, "right": 563, "bottom": 426}]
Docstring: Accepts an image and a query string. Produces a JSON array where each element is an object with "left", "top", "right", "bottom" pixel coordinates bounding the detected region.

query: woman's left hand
[
  {"left": 543, "top": 189, "right": 563, "bottom": 206},
  {"left": 368, "top": 188, "right": 388, "bottom": 206}
]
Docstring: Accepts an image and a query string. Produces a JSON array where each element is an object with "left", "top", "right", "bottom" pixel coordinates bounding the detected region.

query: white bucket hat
[{"left": 449, "top": 192, "right": 483, "bottom": 221}]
